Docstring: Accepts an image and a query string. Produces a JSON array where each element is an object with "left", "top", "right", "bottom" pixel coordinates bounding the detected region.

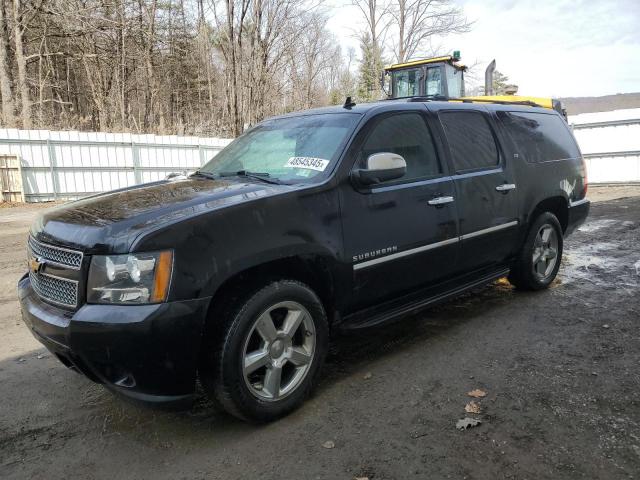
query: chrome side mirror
[
  {"left": 166, "top": 170, "right": 188, "bottom": 181},
  {"left": 352, "top": 152, "right": 407, "bottom": 186}
]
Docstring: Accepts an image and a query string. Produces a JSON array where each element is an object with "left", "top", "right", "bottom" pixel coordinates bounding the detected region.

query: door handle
[
  {"left": 496, "top": 183, "right": 516, "bottom": 192},
  {"left": 427, "top": 196, "right": 455, "bottom": 206}
]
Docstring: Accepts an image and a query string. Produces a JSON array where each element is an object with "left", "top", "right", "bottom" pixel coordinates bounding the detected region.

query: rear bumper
[
  {"left": 566, "top": 198, "right": 590, "bottom": 235},
  {"left": 18, "top": 273, "right": 210, "bottom": 404}
]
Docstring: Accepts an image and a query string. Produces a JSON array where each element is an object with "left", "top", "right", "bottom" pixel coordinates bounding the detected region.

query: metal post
[
  {"left": 198, "top": 145, "right": 205, "bottom": 167},
  {"left": 47, "top": 139, "right": 59, "bottom": 200},
  {"left": 18, "top": 155, "right": 26, "bottom": 203},
  {"left": 132, "top": 143, "right": 142, "bottom": 184}
]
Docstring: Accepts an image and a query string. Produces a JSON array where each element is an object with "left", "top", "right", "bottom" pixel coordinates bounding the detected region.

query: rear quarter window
[
  {"left": 439, "top": 110, "right": 500, "bottom": 172},
  {"left": 497, "top": 111, "right": 580, "bottom": 163}
]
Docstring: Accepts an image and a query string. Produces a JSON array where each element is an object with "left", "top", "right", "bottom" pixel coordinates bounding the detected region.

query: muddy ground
[{"left": 1, "top": 186, "right": 639, "bottom": 480}]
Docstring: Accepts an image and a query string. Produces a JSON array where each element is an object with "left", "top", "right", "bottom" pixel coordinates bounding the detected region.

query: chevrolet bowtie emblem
[{"left": 29, "top": 256, "right": 45, "bottom": 274}]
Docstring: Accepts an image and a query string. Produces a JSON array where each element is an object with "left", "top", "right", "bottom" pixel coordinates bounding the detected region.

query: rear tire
[
  {"left": 509, "top": 212, "right": 563, "bottom": 291},
  {"left": 199, "top": 280, "right": 328, "bottom": 422}
]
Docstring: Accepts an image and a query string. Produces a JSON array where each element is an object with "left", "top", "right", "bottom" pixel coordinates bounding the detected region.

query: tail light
[{"left": 581, "top": 156, "right": 588, "bottom": 197}]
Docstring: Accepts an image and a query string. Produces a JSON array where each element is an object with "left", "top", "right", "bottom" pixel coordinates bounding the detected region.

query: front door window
[{"left": 360, "top": 113, "right": 442, "bottom": 182}]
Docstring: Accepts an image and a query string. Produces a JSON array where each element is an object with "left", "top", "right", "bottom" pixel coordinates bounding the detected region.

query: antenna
[{"left": 343, "top": 96, "right": 356, "bottom": 109}]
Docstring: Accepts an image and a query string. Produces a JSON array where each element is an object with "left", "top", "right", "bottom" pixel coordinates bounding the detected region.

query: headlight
[{"left": 87, "top": 251, "right": 173, "bottom": 304}]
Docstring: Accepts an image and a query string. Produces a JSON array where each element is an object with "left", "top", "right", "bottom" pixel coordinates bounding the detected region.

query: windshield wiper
[
  {"left": 190, "top": 170, "right": 219, "bottom": 180},
  {"left": 219, "top": 170, "right": 286, "bottom": 185}
]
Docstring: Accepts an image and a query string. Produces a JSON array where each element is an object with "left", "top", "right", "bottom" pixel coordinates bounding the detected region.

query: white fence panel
[
  {"left": 2, "top": 109, "right": 639, "bottom": 203},
  {"left": 0, "top": 129, "right": 232, "bottom": 202},
  {"left": 570, "top": 108, "right": 640, "bottom": 184}
]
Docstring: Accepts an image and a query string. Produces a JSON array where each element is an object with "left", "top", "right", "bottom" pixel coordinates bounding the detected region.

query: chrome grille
[
  {"left": 29, "top": 271, "right": 78, "bottom": 308},
  {"left": 28, "top": 236, "right": 83, "bottom": 269}
]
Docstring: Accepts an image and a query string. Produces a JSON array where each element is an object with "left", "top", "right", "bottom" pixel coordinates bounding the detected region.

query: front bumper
[
  {"left": 18, "top": 273, "right": 210, "bottom": 404},
  {"left": 566, "top": 198, "right": 590, "bottom": 235}
]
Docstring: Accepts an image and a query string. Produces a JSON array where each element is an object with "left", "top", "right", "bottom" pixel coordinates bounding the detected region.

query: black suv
[{"left": 19, "top": 100, "right": 589, "bottom": 422}]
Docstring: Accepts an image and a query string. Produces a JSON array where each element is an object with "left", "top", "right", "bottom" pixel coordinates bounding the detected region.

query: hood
[{"left": 31, "top": 177, "right": 290, "bottom": 253}]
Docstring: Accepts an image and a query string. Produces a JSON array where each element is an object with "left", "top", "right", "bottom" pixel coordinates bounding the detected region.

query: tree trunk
[
  {"left": 0, "top": 1, "right": 15, "bottom": 126},
  {"left": 226, "top": 0, "right": 240, "bottom": 136},
  {"left": 397, "top": 0, "right": 406, "bottom": 62},
  {"left": 13, "top": 0, "right": 31, "bottom": 128}
]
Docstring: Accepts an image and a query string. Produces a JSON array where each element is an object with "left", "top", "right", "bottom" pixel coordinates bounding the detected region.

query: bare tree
[
  {"left": 351, "top": 0, "right": 390, "bottom": 55},
  {"left": 212, "top": 0, "right": 249, "bottom": 136},
  {"left": 13, "top": 0, "right": 31, "bottom": 128},
  {"left": 298, "top": 14, "right": 335, "bottom": 108},
  {"left": 0, "top": 0, "right": 354, "bottom": 135},
  {"left": 351, "top": 0, "right": 388, "bottom": 100},
  {"left": 0, "top": 1, "right": 15, "bottom": 126},
  {"left": 389, "top": 0, "right": 470, "bottom": 63}
]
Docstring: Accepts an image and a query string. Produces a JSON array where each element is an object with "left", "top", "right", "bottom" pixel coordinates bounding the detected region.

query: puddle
[
  {"left": 560, "top": 241, "right": 637, "bottom": 287},
  {"left": 577, "top": 219, "right": 618, "bottom": 233}
]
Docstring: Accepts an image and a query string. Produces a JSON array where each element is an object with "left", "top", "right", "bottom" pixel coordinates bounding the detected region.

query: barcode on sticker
[{"left": 284, "top": 157, "right": 330, "bottom": 172}]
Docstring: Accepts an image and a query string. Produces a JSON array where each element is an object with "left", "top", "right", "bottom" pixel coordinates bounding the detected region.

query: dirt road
[{"left": 1, "top": 187, "right": 639, "bottom": 479}]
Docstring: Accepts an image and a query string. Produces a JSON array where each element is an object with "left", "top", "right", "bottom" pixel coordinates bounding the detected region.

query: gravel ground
[{"left": 1, "top": 186, "right": 639, "bottom": 480}]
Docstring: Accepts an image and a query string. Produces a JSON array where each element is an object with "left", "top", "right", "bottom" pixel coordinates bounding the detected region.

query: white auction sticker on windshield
[{"left": 284, "top": 157, "right": 330, "bottom": 172}]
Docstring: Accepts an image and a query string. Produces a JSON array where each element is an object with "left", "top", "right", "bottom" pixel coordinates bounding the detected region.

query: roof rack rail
[
  {"left": 384, "top": 95, "right": 543, "bottom": 108},
  {"left": 407, "top": 95, "right": 449, "bottom": 102},
  {"left": 384, "top": 95, "right": 448, "bottom": 102},
  {"left": 458, "top": 97, "right": 543, "bottom": 108}
]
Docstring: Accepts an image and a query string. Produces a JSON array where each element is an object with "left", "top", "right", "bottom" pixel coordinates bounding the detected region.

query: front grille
[
  {"left": 29, "top": 271, "right": 78, "bottom": 308},
  {"left": 28, "top": 236, "right": 83, "bottom": 269}
]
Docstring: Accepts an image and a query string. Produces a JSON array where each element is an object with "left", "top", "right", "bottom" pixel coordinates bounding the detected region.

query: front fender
[
  {"left": 203, "top": 243, "right": 343, "bottom": 299},
  {"left": 131, "top": 185, "right": 344, "bottom": 303}
]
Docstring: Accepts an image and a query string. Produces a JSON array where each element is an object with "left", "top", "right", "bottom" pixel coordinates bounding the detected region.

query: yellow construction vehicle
[{"left": 383, "top": 51, "right": 566, "bottom": 118}]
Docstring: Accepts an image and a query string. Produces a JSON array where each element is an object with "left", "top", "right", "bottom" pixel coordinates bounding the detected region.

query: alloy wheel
[
  {"left": 242, "top": 301, "right": 316, "bottom": 401},
  {"left": 532, "top": 224, "right": 559, "bottom": 280}
]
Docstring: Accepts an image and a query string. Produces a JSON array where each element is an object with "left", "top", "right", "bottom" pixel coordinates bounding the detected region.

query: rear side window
[
  {"left": 497, "top": 111, "right": 580, "bottom": 162},
  {"left": 360, "top": 112, "right": 441, "bottom": 182},
  {"left": 439, "top": 111, "right": 499, "bottom": 172}
]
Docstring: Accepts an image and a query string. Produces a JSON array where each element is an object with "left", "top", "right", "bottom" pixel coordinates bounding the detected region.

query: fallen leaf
[
  {"left": 456, "top": 417, "right": 482, "bottom": 430},
  {"left": 354, "top": 477, "right": 369, "bottom": 480},
  {"left": 363, "top": 372, "right": 372, "bottom": 380},
  {"left": 465, "top": 401, "right": 481, "bottom": 414},
  {"left": 467, "top": 389, "right": 487, "bottom": 398},
  {"left": 322, "top": 440, "right": 335, "bottom": 449}
]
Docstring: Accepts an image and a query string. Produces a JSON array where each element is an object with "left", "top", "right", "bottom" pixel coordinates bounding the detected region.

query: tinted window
[
  {"left": 497, "top": 111, "right": 580, "bottom": 162},
  {"left": 439, "top": 111, "right": 499, "bottom": 171},
  {"left": 360, "top": 113, "right": 441, "bottom": 181}
]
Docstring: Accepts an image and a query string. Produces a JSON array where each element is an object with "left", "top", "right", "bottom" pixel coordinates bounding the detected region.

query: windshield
[
  {"left": 393, "top": 68, "right": 420, "bottom": 97},
  {"left": 199, "top": 113, "right": 360, "bottom": 182},
  {"left": 425, "top": 67, "right": 443, "bottom": 96}
]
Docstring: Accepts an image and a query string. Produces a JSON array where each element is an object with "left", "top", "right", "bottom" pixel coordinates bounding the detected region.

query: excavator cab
[
  {"left": 384, "top": 51, "right": 466, "bottom": 99},
  {"left": 384, "top": 52, "right": 567, "bottom": 119}
]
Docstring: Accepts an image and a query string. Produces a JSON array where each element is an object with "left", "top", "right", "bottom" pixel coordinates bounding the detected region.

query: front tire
[
  {"left": 200, "top": 280, "right": 328, "bottom": 422},
  {"left": 509, "top": 212, "right": 563, "bottom": 291}
]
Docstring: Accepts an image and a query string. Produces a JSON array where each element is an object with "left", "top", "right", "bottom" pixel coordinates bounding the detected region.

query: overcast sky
[{"left": 326, "top": 0, "right": 640, "bottom": 97}]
